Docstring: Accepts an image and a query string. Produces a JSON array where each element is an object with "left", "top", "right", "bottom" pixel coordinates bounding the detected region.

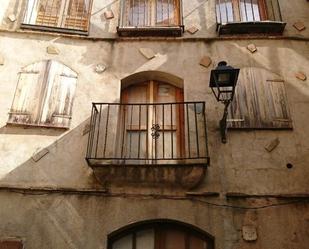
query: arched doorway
[{"left": 108, "top": 219, "right": 214, "bottom": 249}]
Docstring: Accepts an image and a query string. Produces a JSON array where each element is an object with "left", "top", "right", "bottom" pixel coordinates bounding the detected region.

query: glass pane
[
  {"left": 164, "top": 229, "right": 186, "bottom": 249},
  {"left": 240, "top": 0, "right": 261, "bottom": 21},
  {"left": 216, "top": 0, "right": 234, "bottom": 23},
  {"left": 112, "top": 234, "right": 133, "bottom": 249},
  {"left": 136, "top": 229, "right": 155, "bottom": 249}
]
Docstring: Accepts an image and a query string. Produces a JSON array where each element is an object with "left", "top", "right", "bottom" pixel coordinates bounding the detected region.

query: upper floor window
[
  {"left": 216, "top": 0, "right": 286, "bottom": 35},
  {"left": 8, "top": 60, "right": 77, "bottom": 129},
  {"left": 108, "top": 220, "right": 214, "bottom": 249},
  {"left": 22, "top": 0, "right": 92, "bottom": 35},
  {"left": 117, "top": 0, "right": 183, "bottom": 36}
]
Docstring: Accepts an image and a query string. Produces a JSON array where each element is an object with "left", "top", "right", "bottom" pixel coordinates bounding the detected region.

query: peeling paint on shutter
[
  {"left": 228, "top": 67, "right": 292, "bottom": 129},
  {"left": 8, "top": 60, "right": 77, "bottom": 129},
  {"left": 8, "top": 61, "right": 46, "bottom": 125}
]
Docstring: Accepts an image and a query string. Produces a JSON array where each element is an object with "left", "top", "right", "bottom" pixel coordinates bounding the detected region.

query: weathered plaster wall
[
  {"left": 0, "top": 193, "right": 308, "bottom": 249},
  {"left": 0, "top": 35, "right": 308, "bottom": 194}
]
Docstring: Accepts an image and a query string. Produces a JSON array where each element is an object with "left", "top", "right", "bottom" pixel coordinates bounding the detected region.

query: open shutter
[{"left": 228, "top": 67, "right": 292, "bottom": 129}]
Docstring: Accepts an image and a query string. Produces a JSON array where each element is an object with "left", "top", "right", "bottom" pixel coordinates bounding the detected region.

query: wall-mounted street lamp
[{"left": 209, "top": 61, "right": 240, "bottom": 143}]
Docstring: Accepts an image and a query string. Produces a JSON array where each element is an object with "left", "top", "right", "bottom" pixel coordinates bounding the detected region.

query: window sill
[
  {"left": 117, "top": 26, "right": 184, "bottom": 37},
  {"left": 7, "top": 121, "right": 70, "bottom": 130},
  {"left": 20, "top": 23, "right": 89, "bottom": 36},
  {"left": 217, "top": 21, "right": 286, "bottom": 35}
]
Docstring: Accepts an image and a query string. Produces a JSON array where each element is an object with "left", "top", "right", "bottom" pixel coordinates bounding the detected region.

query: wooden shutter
[
  {"left": 35, "top": 0, "right": 61, "bottom": 26},
  {"left": 64, "top": 0, "right": 90, "bottom": 31},
  {"left": 40, "top": 61, "right": 77, "bottom": 128},
  {"left": 8, "top": 62, "right": 46, "bottom": 125},
  {"left": 228, "top": 67, "right": 292, "bottom": 129},
  {"left": 8, "top": 60, "right": 77, "bottom": 128}
]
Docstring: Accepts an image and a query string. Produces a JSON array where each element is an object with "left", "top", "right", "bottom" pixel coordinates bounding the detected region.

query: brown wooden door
[{"left": 120, "top": 81, "right": 183, "bottom": 163}]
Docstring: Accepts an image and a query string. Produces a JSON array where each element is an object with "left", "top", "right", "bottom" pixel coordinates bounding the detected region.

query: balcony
[
  {"left": 86, "top": 102, "right": 209, "bottom": 188},
  {"left": 117, "top": 0, "right": 184, "bottom": 36},
  {"left": 216, "top": 0, "right": 286, "bottom": 35}
]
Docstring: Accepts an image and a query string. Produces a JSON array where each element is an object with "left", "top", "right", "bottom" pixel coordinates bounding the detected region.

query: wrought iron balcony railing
[
  {"left": 86, "top": 102, "right": 209, "bottom": 167},
  {"left": 216, "top": 0, "right": 286, "bottom": 34}
]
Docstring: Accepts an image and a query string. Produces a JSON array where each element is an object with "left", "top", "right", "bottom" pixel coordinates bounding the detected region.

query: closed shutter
[
  {"left": 8, "top": 62, "right": 46, "bottom": 125},
  {"left": 228, "top": 67, "right": 292, "bottom": 129},
  {"left": 40, "top": 61, "right": 77, "bottom": 128},
  {"left": 8, "top": 60, "right": 77, "bottom": 129}
]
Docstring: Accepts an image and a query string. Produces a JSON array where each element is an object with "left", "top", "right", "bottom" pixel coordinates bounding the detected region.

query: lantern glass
[
  {"left": 209, "top": 61, "right": 240, "bottom": 103},
  {"left": 217, "top": 73, "right": 231, "bottom": 84}
]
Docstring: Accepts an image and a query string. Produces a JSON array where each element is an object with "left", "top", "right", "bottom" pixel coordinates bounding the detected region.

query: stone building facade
[{"left": 0, "top": 0, "right": 308, "bottom": 248}]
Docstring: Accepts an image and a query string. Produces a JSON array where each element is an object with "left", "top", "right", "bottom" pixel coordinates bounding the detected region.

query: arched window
[
  {"left": 108, "top": 220, "right": 214, "bottom": 249},
  {"left": 8, "top": 60, "right": 77, "bottom": 129}
]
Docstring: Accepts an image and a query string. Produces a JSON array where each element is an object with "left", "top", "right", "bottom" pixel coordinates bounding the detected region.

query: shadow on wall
[{"left": 0, "top": 117, "right": 101, "bottom": 189}]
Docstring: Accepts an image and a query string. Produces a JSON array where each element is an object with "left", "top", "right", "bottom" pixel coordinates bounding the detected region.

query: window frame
[
  {"left": 21, "top": 0, "right": 93, "bottom": 35},
  {"left": 117, "top": 0, "right": 184, "bottom": 37},
  {"left": 108, "top": 219, "right": 215, "bottom": 249}
]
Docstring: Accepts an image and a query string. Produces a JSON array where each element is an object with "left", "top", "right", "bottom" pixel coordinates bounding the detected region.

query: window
[
  {"left": 22, "top": 0, "right": 92, "bottom": 34},
  {"left": 216, "top": 0, "right": 286, "bottom": 34},
  {"left": 8, "top": 60, "right": 77, "bottom": 129},
  {"left": 228, "top": 68, "right": 292, "bottom": 129},
  {"left": 118, "top": 0, "right": 183, "bottom": 36},
  {"left": 108, "top": 220, "right": 214, "bottom": 249}
]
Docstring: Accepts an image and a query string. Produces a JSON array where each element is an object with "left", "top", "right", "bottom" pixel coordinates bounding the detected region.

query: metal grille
[
  {"left": 216, "top": 0, "right": 283, "bottom": 24},
  {"left": 120, "top": 0, "right": 181, "bottom": 27},
  {"left": 22, "top": 0, "right": 92, "bottom": 33},
  {"left": 86, "top": 102, "right": 209, "bottom": 166}
]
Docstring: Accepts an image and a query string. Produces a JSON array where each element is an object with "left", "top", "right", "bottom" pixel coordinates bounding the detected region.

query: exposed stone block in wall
[
  {"left": 247, "top": 44, "right": 257, "bottom": 53},
  {"left": 139, "top": 48, "right": 156, "bottom": 59},
  {"left": 32, "top": 148, "right": 49, "bottom": 162},
  {"left": 199, "top": 56, "right": 212, "bottom": 68},
  {"left": 265, "top": 138, "right": 280, "bottom": 152},
  {"left": 242, "top": 225, "right": 258, "bottom": 241},
  {"left": 295, "top": 72, "right": 307, "bottom": 81},
  {"left": 8, "top": 14, "right": 16, "bottom": 22},
  {"left": 95, "top": 64, "right": 106, "bottom": 74},
  {"left": 104, "top": 10, "right": 114, "bottom": 19},
  {"left": 187, "top": 26, "right": 199, "bottom": 34},
  {"left": 293, "top": 21, "right": 306, "bottom": 31},
  {"left": 47, "top": 46, "right": 60, "bottom": 55}
]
